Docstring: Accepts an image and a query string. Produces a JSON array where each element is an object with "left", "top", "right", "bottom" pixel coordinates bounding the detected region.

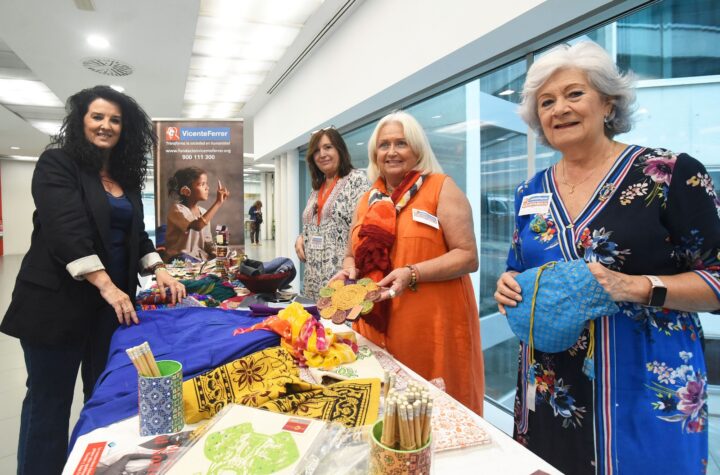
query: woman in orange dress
[{"left": 337, "top": 111, "right": 484, "bottom": 414}]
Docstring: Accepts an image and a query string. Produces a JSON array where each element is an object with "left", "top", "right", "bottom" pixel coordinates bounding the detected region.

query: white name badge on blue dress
[
  {"left": 412, "top": 208, "right": 439, "bottom": 229},
  {"left": 519, "top": 193, "right": 552, "bottom": 216},
  {"left": 309, "top": 235, "right": 324, "bottom": 249}
]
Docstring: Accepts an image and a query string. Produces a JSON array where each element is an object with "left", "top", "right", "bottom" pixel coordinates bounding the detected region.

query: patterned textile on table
[
  {"left": 507, "top": 145, "right": 719, "bottom": 474},
  {"left": 301, "top": 169, "right": 370, "bottom": 300},
  {"left": 233, "top": 302, "right": 358, "bottom": 369},
  {"left": 183, "top": 346, "right": 380, "bottom": 428},
  {"left": 68, "top": 307, "right": 280, "bottom": 452}
]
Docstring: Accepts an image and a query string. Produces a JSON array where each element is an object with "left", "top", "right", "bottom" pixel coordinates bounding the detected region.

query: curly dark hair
[
  {"left": 47, "top": 85, "right": 157, "bottom": 192},
  {"left": 167, "top": 166, "right": 206, "bottom": 205},
  {"left": 306, "top": 128, "right": 354, "bottom": 190}
]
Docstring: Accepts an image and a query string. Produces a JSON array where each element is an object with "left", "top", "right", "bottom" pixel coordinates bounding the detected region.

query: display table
[{"left": 64, "top": 307, "right": 560, "bottom": 474}]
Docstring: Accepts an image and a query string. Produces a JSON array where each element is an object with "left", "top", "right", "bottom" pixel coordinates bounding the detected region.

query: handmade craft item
[{"left": 317, "top": 278, "right": 378, "bottom": 324}]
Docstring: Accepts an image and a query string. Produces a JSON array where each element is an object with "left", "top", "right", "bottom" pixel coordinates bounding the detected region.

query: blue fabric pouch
[{"left": 505, "top": 259, "right": 619, "bottom": 353}]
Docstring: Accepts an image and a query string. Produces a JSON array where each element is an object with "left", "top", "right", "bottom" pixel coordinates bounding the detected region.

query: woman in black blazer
[{"left": 1, "top": 85, "right": 186, "bottom": 475}]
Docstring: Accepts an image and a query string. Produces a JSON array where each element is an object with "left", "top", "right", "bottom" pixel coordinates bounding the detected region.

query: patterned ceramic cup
[
  {"left": 369, "top": 419, "right": 432, "bottom": 475},
  {"left": 138, "top": 360, "right": 184, "bottom": 436}
]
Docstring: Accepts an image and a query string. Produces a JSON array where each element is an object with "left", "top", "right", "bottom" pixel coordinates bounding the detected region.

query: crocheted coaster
[{"left": 317, "top": 278, "right": 378, "bottom": 324}]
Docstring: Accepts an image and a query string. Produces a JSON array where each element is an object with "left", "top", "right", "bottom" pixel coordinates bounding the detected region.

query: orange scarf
[
  {"left": 316, "top": 176, "right": 338, "bottom": 224},
  {"left": 353, "top": 171, "right": 425, "bottom": 332}
]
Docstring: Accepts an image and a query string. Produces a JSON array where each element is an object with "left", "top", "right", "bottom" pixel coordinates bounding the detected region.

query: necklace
[{"left": 558, "top": 151, "right": 616, "bottom": 194}]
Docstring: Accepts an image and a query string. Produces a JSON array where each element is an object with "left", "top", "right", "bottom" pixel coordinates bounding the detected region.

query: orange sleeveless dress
[{"left": 352, "top": 174, "right": 485, "bottom": 415}]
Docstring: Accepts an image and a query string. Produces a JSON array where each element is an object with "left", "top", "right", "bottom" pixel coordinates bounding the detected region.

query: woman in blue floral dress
[{"left": 494, "top": 42, "right": 719, "bottom": 474}]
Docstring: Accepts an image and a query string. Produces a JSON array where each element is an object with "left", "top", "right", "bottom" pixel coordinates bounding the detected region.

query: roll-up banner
[{"left": 153, "top": 119, "right": 244, "bottom": 256}]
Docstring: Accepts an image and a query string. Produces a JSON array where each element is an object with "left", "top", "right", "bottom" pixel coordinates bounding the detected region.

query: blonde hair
[{"left": 366, "top": 111, "right": 443, "bottom": 182}]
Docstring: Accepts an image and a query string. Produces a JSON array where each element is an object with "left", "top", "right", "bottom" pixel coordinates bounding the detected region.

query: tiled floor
[{"left": 0, "top": 243, "right": 718, "bottom": 474}]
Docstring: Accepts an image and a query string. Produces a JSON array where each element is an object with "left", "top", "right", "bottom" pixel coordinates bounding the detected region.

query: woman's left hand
[
  {"left": 155, "top": 268, "right": 187, "bottom": 304},
  {"left": 375, "top": 267, "right": 414, "bottom": 302},
  {"left": 587, "top": 262, "right": 635, "bottom": 302}
]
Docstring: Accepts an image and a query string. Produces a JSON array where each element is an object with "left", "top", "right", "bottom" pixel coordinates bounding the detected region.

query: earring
[
  {"left": 603, "top": 115, "right": 611, "bottom": 127},
  {"left": 180, "top": 185, "right": 191, "bottom": 196}
]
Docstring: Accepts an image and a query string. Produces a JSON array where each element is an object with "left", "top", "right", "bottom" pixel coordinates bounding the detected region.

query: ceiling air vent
[{"left": 82, "top": 57, "right": 134, "bottom": 77}]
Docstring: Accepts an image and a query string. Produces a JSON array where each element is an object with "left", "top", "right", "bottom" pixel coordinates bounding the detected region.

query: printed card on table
[{"left": 165, "top": 405, "right": 326, "bottom": 475}]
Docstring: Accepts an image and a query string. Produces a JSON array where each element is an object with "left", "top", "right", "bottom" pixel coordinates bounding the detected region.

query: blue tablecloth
[{"left": 68, "top": 307, "right": 279, "bottom": 451}]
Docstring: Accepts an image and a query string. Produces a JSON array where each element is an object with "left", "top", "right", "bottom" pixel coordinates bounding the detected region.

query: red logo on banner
[{"left": 166, "top": 127, "right": 180, "bottom": 142}]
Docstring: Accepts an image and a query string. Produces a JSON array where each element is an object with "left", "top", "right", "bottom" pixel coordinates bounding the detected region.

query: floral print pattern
[
  {"left": 646, "top": 352, "right": 708, "bottom": 434},
  {"left": 507, "top": 146, "right": 717, "bottom": 474},
  {"left": 619, "top": 148, "right": 676, "bottom": 208},
  {"left": 529, "top": 360, "right": 587, "bottom": 429},
  {"left": 577, "top": 227, "right": 630, "bottom": 269},
  {"left": 530, "top": 213, "right": 557, "bottom": 244}
]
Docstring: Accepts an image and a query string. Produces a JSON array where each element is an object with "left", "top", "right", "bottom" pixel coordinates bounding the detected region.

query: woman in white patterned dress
[{"left": 295, "top": 128, "right": 369, "bottom": 300}]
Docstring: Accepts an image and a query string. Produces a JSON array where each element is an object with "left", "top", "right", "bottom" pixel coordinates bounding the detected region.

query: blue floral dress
[{"left": 507, "top": 145, "right": 719, "bottom": 474}]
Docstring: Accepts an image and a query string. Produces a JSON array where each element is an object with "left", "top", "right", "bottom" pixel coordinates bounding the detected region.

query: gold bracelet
[
  {"left": 149, "top": 262, "right": 166, "bottom": 273},
  {"left": 406, "top": 264, "right": 418, "bottom": 291}
]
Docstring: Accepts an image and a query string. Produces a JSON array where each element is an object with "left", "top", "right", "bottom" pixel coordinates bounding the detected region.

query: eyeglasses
[{"left": 309, "top": 125, "right": 335, "bottom": 137}]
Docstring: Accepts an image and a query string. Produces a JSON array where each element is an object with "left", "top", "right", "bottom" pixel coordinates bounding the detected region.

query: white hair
[
  {"left": 366, "top": 111, "right": 444, "bottom": 183},
  {"left": 518, "top": 41, "right": 636, "bottom": 146}
]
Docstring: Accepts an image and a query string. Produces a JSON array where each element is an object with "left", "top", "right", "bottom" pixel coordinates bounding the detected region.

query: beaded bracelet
[{"left": 405, "top": 264, "right": 418, "bottom": 292}]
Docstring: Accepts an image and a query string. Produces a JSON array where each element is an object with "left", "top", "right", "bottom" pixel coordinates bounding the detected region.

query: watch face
[{"left": 649, "top": 286, "right": 667, "bottom": 307}]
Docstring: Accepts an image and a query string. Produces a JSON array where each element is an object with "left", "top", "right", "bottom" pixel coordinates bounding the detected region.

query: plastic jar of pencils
[
  {"left": 138, "top": 360, "right": 184, "bottom": 436},
  {"left": 369, "top": 419, "right": 432, "bottom": 475}
]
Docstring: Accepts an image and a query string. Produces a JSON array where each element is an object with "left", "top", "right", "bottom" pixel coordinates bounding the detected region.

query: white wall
[
  {"left": 1, "top": 160, "right": 35, "bottom": 256},
  {"left": 253, "top": 0, "right": 616, "bottom": 159}
]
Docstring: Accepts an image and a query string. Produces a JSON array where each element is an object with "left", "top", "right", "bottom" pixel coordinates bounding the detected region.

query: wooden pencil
[
  {"left": 141, "top": 342, "right": 161, "bottom": 377},
  {"left": 413, "top": 400, "right": 422, "bottom": 447}
]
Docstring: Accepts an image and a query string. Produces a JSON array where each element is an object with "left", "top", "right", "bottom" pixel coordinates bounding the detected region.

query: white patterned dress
[{"left": 301, "top": 169, "right": 369, "bottom": 300}]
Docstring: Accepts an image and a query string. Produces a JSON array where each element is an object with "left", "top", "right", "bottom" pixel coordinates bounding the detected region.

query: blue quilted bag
[{"left": 505, "top": 259, "right": 619, "bottom": 354}]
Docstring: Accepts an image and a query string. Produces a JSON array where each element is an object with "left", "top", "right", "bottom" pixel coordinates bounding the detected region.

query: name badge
[
  {"left": 519, "top": 193, "right": 552, "bottom": 216},
  {"left": 412, "top": 208, "right": 439, "bottom": 229},
  {"left": 309, "top": 235, "right": 324, "bottom": 249}
]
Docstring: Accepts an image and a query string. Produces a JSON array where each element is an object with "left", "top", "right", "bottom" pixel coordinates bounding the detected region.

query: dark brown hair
[{"left": 305, "top": 128, "right": 354, "bottom": 190}]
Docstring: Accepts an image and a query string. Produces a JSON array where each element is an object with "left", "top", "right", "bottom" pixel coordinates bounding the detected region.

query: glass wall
[{"left": 296, "top": 3, "right": 720, "bottom": 450}]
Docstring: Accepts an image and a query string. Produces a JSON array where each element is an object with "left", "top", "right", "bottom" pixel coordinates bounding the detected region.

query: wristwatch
[{"left": 644, "top": 275, "right": 667, "bottom": 307}]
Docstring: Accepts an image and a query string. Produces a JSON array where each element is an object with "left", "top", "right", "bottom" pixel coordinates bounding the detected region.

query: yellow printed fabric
[{"left": 183, "top": 346, "right": 380, "bottom": 427}]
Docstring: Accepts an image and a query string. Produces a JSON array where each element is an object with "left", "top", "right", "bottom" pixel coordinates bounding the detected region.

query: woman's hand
[
  {"left": 216, "top": 179, "right": 230, "bottom": 204},
  {"left": 100, "top": 283, "right": 138, "bottom": 325},
  {"left": 375, "top": 267, "right": 414, "bottom": 302},
  {"left": 295, "top": 235, "right": 306, "bottom": 262},
  {"left": 330, "top": 266, "right": 358, "bottom": 283},
  {"left": 86, "top": 269, "right": 138, "bottom": 325},
  {"left": 587, "top": 262, "right": 643, "bottom": 302},
  {"left": 494, "top": 271, "right": 521, "bottom": 315},
  {"left": 155, "top": 268, "right": 187, "bottom": 304}
]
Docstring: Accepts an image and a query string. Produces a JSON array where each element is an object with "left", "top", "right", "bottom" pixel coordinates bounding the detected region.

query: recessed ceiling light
[
  {"left": 255, "top": 164, "right": 275, "bottom": 169},
  {"left": 356, "top": 142, "right": 364, "bottom": 146},
  {"left": 498, "top": 89, "right": 515, "bottom": 96},
  {"left": 243, "top": 153, "right": 255, "bottom": 159},
  {"left": 10, "top": 146, "right": 20, "bottom": 150},
  {"left": 109, "top": 84, "right": 125, "bottom": 92},
  {"left": 431, "top": 115, "right": 442, "bottom": 119},
  {"left": 87, "top": 35, "right": 110, "bottom": 49}
]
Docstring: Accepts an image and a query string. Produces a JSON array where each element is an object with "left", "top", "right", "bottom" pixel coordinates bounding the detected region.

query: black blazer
[{"left": 1, "top": 148, "right": 157, "bottom": 346}]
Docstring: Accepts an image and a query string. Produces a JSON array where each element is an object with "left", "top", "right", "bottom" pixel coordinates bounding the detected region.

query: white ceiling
[{"left": 0, "top": 0, "right": 355, "bottom": 161}]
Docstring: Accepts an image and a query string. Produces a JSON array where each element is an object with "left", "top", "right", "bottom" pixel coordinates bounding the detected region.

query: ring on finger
[{"left": 388, "top": 288, "right": 397, "bottom": 299}]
